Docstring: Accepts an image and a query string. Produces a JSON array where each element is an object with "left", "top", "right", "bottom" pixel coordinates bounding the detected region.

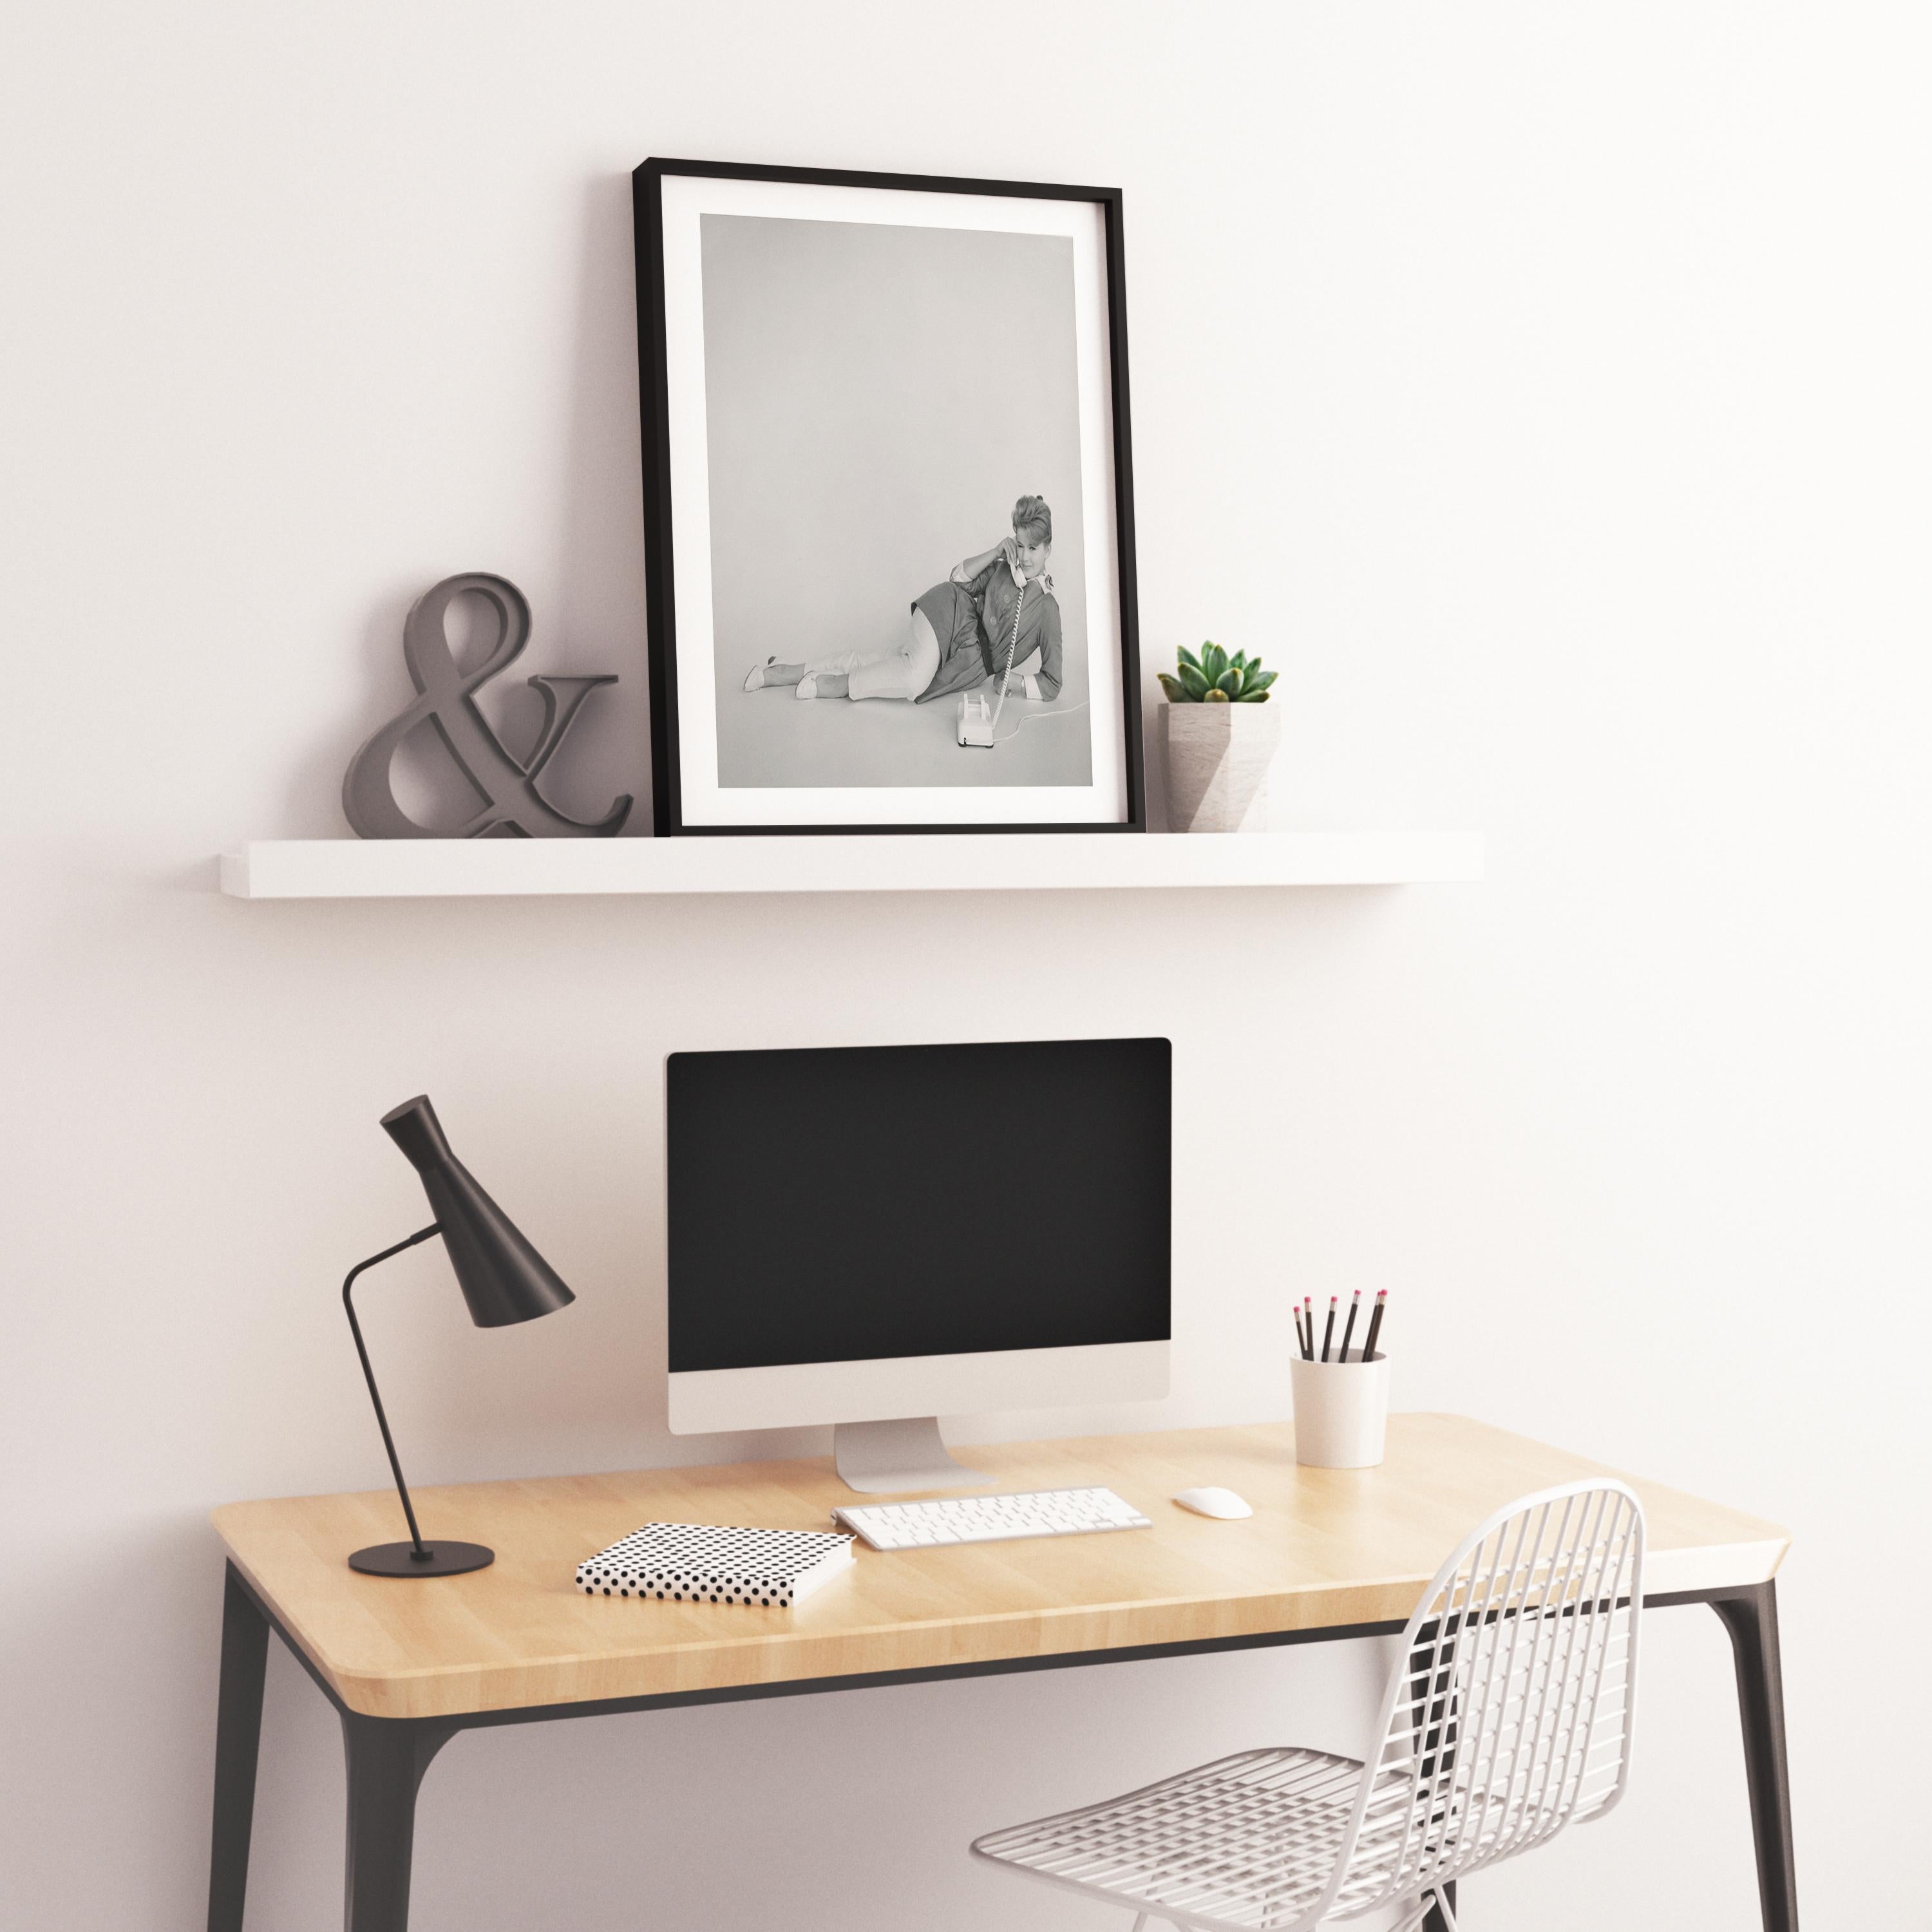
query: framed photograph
[{"left": 633, "top": 158, "right": 1144, "bottom": 835}]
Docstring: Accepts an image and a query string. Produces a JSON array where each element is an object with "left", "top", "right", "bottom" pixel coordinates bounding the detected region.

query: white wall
[{"left": 3, "top": 4, "right": 1927, "bottom": 1928}]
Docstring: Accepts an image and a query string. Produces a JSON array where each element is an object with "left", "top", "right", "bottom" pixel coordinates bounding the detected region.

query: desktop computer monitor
[{"left": 665, "top": 1037, "right": 1171, "bottom": 1492}]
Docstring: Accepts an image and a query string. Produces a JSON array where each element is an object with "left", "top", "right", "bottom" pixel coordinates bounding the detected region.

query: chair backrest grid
[{"left": 1325, "top": 1479, "right": 1643, "bottom": 1920}]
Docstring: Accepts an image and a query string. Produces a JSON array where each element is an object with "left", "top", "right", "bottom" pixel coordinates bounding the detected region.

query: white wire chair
[{"left": 971, "top": 1479, "right": 1644, "bottom": 1932}]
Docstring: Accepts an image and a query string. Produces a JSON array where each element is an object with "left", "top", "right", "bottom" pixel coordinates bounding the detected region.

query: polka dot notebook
[{"left": 576, "top": 1522, "right": 857, "bottom": 1610}]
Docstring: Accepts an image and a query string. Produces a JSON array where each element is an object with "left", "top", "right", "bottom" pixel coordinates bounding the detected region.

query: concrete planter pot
[{"left": 1162, "top": 701, "right": 1280, "bottom": 832}]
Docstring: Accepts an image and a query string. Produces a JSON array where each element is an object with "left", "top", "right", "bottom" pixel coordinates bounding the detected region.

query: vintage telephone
[{"left": 957, "top": 556, "right": 1028, "bottom": 749}]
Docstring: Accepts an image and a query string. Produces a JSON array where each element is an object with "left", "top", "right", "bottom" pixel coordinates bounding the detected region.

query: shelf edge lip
[{"left": 216, "top": 833, "right": 1486, "bottom": 900}]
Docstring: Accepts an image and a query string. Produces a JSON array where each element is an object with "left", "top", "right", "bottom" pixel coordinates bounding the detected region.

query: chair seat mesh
[{"left": 971, "top": 1747, "right": 1366, "bottom": 1932}]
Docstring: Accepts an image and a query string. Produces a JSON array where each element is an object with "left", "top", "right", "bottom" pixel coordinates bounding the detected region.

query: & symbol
[{"left": 342, "top": 573, "right": 632, "bottom": 838}]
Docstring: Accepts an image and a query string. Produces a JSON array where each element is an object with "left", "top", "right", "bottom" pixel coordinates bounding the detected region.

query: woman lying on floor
[{"left": 744, "top": 494, "right": 1063, "bottom": 709}]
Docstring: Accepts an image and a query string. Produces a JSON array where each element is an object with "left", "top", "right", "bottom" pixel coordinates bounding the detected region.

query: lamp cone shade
[{"left": 380, "top": 1095, "right": 575, "bottom": 1327}]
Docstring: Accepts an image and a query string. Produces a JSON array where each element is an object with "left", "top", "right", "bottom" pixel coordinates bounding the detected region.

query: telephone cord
[
  {"left": 985, "top": 569, "right": 1084, "bottom": 742},
  {"left": 989, "top": 574, "right": 1026, "bottom": 732},
  {"left": 993, "top": 697, "right": 1090, "bottom": 745}
]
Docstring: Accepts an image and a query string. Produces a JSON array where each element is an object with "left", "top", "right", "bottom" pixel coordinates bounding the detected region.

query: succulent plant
[{"left": 1158, "top": 642, "right": 1275, "bottom": 705}]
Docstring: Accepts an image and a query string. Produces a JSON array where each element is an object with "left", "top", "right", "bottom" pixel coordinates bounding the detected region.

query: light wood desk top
[{"left": 213, "top": 1414, "right": 1788, "bottom": 1721}]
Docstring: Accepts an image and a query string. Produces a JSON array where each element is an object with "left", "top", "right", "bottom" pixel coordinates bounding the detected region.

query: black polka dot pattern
[{"left": 575, "top": 1522, "right": 856, "bottom": 1610}]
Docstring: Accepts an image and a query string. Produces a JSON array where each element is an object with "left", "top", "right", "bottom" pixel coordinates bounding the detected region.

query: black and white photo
[{"left": 635, "top": 160, "right": 1144, "bottom": 833}]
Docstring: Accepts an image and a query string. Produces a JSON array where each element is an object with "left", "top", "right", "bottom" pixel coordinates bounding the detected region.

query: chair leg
[
  {"left": 1422, "top": 1879, "right": 1457, "bottom": 1931},
  {"left": 1387, "top": 1895, "right": 1443, "bottom": 1932}
]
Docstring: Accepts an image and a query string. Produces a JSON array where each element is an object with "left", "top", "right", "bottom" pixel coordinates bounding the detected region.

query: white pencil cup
[{"left": 1290, "top": 1350, "right": 1390, "bottom": 1469}]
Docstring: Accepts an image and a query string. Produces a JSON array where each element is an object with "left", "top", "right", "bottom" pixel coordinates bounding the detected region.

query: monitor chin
[{"left": 667, "top": 1340, "right": 1170, "bottom": 1438}]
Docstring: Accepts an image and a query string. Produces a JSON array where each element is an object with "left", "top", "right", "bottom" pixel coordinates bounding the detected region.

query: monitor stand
[{"left": 833, "top": 1417, "right": 989, "bottom": 1495}]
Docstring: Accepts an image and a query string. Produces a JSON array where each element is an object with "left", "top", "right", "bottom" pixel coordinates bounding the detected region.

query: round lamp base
[{"left": 348, "top": 1540, "right": 495, "bottom": 1578}]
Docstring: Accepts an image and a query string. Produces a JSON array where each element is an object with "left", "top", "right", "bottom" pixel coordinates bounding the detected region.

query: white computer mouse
[{"left": 1172, "top": 1486, "right": 1253, "bottom": 1520}]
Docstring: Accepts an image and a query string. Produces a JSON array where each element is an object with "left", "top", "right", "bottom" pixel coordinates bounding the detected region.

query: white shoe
[
  {"left": 743, "top": 656, "right": 775, "bottom": 692},
  {"left": 794, "top": 675, "right": 819, "bottom": 700}
]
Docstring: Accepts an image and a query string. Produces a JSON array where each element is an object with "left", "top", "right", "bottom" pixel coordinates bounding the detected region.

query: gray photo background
[{"left": 701, "top": 214, "right": 1092, "bottom": 790}]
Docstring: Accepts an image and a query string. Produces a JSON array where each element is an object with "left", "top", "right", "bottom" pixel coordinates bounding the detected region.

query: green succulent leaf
[{"left": 1173, "top": 643, "right": 1273, "bottom": 703}]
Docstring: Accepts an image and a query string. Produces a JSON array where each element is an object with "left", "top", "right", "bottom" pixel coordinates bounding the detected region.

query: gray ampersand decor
[{"left": 343, "top": 573, "right": 632, "bottom": 838}]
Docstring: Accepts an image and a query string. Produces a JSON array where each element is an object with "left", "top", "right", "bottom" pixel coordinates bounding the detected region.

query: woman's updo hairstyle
[{"left": 1012, "top": 495, "right": 1053, "bottom": 546}]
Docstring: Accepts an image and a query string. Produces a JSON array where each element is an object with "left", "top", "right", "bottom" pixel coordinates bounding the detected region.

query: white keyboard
[{"left": 833, "top": 1486, "right": 1151, "bottom": 1551}]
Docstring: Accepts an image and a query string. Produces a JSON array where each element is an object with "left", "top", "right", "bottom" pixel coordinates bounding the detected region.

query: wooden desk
[{"left": 207, "top": 1416, "right": 1798, "bottom": 1932}]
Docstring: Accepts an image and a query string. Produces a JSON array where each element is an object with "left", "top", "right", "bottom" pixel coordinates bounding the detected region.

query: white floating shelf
[{"left": 220, "top": 832, "right": 1482, "bottom": 900}]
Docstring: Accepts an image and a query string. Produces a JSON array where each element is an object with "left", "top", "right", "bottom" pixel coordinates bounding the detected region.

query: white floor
[{"left": 714, "top": 658, "right": 1096, "bottom": 791}]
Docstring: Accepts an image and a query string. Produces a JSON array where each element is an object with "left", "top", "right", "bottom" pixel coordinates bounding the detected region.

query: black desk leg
[
  {"left": 340, "top": 1712, "right": 457, "bottom": 1932},
  {"left": 1412, "top": 1622, "right": 1459, "bottom": 1932},
  {"left": 1711, "top": 1581, "right": 1799, "bottom": 1932},
  {"left": 208, "top": 1565, "right": 271, "bottom": 1932}
]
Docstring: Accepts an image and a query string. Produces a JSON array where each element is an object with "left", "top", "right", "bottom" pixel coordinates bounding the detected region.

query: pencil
[
  {"left": 1361, "top": 1289, "right": 1388, "bottom": 1363},
  {"left": 1339, "top": 1289, "right": 1361, "bottom": 1363},
  {"left": 1293, "top": 1303, "right": 1306, "bottom": 1358},
  {"left": 1303, "top": 1296, "right": 1314, "bottom": 1361},
  {"left": 1320, "top": 1294, "right": 1337, "bottom": 1363}
]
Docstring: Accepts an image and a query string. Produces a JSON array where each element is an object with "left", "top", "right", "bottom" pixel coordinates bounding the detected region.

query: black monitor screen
[{"left": 667, "top": 1038, "right": 1171, "bottom": 1372}]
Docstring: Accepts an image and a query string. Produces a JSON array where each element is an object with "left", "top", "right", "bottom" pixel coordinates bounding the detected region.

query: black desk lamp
[{"left": 342, "top": 1094, "right": 574, "bottom": 1577}]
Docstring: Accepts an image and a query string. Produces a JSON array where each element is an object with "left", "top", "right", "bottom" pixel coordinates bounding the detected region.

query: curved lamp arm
[{"left": 343, "top": 1224, "right": 442, "bottom": 1560}]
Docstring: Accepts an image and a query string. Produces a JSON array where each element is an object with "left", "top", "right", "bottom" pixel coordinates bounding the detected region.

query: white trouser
[{"left": 807, "top": 609, "right": 942, "bottom": 700}]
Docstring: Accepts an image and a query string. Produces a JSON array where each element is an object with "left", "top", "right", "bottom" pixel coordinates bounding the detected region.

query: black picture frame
[{"left": 632, "top": 156, "right": 1145, "bottom": 837}]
